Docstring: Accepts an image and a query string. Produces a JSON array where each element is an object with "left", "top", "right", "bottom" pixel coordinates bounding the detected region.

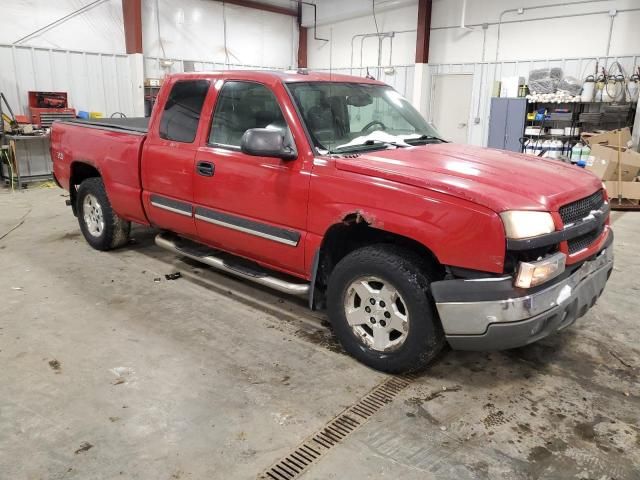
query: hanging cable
[
  {"left": 294, "top": 2, "right": 328, "bottom": 42},
  {"left": 372, "top": 0, "right": 380, "bottom": 36},
  {"left": 222, "top": 1, "right": 230, "bottom": 67},
  {"left": 371, "top": 1, "right": 382, "bottom": 78},
  {"left": 13, "top": 0, "right": 108, "bottom": 45},
  {"left": 155, "top": 0, "right": 167, "bottom": 58}
]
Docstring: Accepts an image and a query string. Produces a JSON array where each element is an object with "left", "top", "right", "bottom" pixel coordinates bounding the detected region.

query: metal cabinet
[{"left": 487, "top": 98, "right": 527, "bottom": 152}]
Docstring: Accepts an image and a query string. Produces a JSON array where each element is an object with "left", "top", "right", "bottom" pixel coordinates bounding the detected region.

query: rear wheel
[
  {"left": 327, "top": 244, "right": 444, "bottom": 373},
  {"left": 77, "top": 177, "right": 130, "bottom": 251}
]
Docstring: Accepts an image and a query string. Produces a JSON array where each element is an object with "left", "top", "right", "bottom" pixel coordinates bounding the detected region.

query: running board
[{"left": 155, "top": 233, "right": 310, "bottom": 296}]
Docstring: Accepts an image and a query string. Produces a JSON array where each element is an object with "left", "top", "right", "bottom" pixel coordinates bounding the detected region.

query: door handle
[{"left": 196, "top": 161, "right": 215, "bottom": 177}]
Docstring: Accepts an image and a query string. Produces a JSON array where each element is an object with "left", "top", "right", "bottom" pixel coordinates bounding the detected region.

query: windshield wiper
[
  {"left": 331, "top": 139, "right": 407, "bottom": 154},
  {"left": 404, "top": 135, "right": 446, "bottom": 145}
]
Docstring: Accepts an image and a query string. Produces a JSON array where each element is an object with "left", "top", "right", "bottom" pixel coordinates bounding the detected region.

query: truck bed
[
  {"left": 62, "top": 117, "right": 149, "bottom": 133},
  {"left": 50, "top": 118, "right": 149, "bottom": 225}
]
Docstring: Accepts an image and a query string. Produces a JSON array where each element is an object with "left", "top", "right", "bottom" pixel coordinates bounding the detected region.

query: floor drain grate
[{"left": 258, "top": 375, "right": 415, "bottom": 480}]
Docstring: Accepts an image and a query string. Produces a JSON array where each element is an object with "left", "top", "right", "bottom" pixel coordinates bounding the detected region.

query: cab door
[
  {"left": 141, "top": 79, "right": 211, "bottom": 237},
  {"left": 192, "top": 80, "right": 311, "bottom": 277}
]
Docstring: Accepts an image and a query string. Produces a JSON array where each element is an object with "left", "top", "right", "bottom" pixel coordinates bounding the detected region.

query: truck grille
[
  {"left": 559, "top": 190, "right": 604, "bottom": 225},
  {"left": 567, "top": 223, "right": 605, "bottom": 254}
]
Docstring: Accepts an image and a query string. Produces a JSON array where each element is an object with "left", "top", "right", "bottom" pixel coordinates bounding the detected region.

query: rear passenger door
[
  {"left": 141, "top": 79, "right": 211, "bottom": 237},
  {"left": 192, "top": 80, "right": 310, "bottom": 276}
]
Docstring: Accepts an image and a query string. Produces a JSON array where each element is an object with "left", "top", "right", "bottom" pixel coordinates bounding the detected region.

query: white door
[{"left": 430, "top": 74, "right": 473, "bottom": 144}]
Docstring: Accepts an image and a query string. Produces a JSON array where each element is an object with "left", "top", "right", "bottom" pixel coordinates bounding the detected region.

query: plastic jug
[
  {"left": 602, "top": 77, "right": 617, "bottom": 103},
  {"left": 595, "top": 74, "right": 605, "bottom": 102},
  {"left": 533, "top": 140, "right": 543, "bottom": 157},
  {"left": 581, "top": 75, "right": 595, "bottom": 102},
  {"left": 547, "top": 139, "right": 558, "bottom": 159},
  {"left": 580, "top": 144, "right": 591, "bottom": 164},
  {"left": 614, "top": 75, "right": 626, "bottom": 102},
  {"left": 571, "top": 142, "right": 584, "bottom": 162}
]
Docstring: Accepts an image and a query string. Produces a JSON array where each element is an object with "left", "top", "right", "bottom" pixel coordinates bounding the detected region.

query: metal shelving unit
[{"left": 522, "top": 100, "right": 637, "bottom": 153}]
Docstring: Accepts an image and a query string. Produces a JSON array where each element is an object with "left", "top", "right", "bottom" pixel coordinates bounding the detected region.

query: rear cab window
[{"left": 159, "top": 80, "right": 210, "bottom": 143}]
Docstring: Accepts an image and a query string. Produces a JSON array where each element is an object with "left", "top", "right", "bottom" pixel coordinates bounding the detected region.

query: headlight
[{"left": 500, "top": 211, "right": 555, "bottom": 239}]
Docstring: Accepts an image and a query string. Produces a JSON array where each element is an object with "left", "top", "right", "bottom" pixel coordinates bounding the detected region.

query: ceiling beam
[
  {"left": 122, "top": 0, "right": 143, "bottom": 54},
  {"left": 212, "top": 0, "right": 298, "bottom": 17},
  {"left": 415, "top": 0, "right": 432, "bottom": 63}
]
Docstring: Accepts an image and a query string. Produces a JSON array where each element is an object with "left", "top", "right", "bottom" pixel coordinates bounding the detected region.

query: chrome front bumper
[{"left": 432, "top": 232, "right": 614, "bottom": 350}]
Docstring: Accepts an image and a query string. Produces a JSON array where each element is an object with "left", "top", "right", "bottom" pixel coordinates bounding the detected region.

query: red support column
[
  {"left": 297, "top": 2, "right": 308, "bottom": 68},
  {"left": 122, "top": 0, "right": 143, "bottom": 54},
  {"left": 298, "top": 27, "right": 308, "bottom": 68},
  {"left": 415, "top": 0, "right": 432, "bottom": 64}
]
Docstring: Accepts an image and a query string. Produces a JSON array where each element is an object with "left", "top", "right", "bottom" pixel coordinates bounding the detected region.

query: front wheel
[
  {"left": 327, "top": 244, "right": 444, "bottom": 373},
  {"left": 77, "top": 177, "right": 130, "bottom": 251}
]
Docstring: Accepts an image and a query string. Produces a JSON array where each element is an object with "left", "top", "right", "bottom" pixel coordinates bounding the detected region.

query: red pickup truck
[{"left": 51, "top": 70, "right": 613, "bottom": 373}]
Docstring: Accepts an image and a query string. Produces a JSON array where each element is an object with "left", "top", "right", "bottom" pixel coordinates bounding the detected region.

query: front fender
[{"left": 306, "top": 166, "right": 506, "bottom": 275}]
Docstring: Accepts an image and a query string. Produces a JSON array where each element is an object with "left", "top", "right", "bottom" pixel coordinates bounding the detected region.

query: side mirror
[{"left": 240, "top": 128, "right": 297, "bottom": 160}]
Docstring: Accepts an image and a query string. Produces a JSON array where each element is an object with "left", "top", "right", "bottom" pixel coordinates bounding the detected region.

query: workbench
[{"left": 0, "top": 133, "right": 52, "bottom": 189}]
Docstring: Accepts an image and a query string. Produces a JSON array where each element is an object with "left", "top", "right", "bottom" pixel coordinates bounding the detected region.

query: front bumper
[{"left": 432, "top": 230, "right": 614, "bottom": 351}]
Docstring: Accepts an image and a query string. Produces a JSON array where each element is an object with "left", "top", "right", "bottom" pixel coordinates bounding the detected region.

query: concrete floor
[{"left": 1, "top": 186, "right": 639, "bottom": 480}]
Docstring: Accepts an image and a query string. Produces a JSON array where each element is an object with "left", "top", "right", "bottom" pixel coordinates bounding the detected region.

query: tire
[
  {"left": 76, "top": 177, "right": 130, "bottom": 251},
  {"left": 327, "top": 244, "right": 445, "bottom": 373}
]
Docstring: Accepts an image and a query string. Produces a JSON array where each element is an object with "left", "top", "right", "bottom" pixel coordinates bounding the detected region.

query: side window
[
  {"left": 159, "top": 80, "right": 209, "bottom": 143},
  {"left": 209, "top": 81, "right": 290, "bottom": 148}
]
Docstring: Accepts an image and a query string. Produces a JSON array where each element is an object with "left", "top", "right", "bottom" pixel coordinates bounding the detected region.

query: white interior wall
[
  {"left": 308, "top": 0, "right": 640, "bottom": 146},
  {"left": 308, "top": 0, "right": 640, "bottom": 74},
  {"left": 429, "top": 0, "right": 640, "bottom": 146},
  {"left": 1, "top": 0, "right": 298, "bottom": 118},
  {"left": 307, "top": 3, "right": 417, "bottom": 70},
  {"left": 2, "top": 0, "right": 639, "bottom": 135},
  {"left": 429, "top": 0, "right": 640, "bottom": 64},
  {"left": 142, "top": 0, "right": 298, "bottom": 70},
  {"left": 0, "top": 0, "right": 126, "bottom": 54}
]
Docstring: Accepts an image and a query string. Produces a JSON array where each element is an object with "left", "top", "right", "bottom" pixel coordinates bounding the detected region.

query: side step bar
[{"left": 155, "top": 233, "right": 310, "bottom": 297}]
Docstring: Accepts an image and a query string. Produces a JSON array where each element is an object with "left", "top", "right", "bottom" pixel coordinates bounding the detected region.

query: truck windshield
[{"left": 287, "top": 82, "right": 444, "bottom": 154}]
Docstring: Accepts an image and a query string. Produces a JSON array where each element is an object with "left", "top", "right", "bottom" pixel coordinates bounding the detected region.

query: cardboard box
[
  {"left": 583, "top": 128, "right": 632, "bottom": 149},
  {"left": 144, "top": 78, "right": 162, "bottom": 87},
  {"left": 587, "top": 144, "right": 640, "bottom": 181},
  {"left": 604, "top": 180, "right": 640, "bottom": 200}
]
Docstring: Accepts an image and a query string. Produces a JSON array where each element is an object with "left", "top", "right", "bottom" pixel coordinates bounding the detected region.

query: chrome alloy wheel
[
  {"left": 344, "top": 276, "right": 410, "bottom": 352},
  {"left": 83, "top": 193, "right": 105, "bottom": 237}
]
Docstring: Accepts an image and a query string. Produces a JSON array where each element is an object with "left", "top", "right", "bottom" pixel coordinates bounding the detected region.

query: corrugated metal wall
[
  {"left": 3, "top": 43, "right": 635, "bottom": 149},
  {"left": 313, "top": 65, "right": 416, "bottom": 100},
  {"left": 143, "top": 56, "right": 284, "bottom": 79},
  {"left": 142, "top": 58, "right": 416, "bottom": 100},
  {"left": 0, "top": 44, "right": 137, "bottom": 118}
]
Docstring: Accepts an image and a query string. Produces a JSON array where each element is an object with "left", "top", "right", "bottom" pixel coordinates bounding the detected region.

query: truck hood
[{"left": 334, "top": 143, "right": 602, "bottom": 212}]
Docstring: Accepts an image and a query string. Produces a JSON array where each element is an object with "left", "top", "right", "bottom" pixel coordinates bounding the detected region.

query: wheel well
[
  {"left": 311, "top": 218, "right": 444, "bottom": 309},
  {"left": 69, "top": 162, "right": 100, "bottom": 215}
]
